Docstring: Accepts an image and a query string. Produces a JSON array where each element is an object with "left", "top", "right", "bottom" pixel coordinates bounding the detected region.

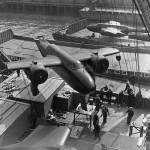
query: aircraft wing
[
  {"left": 101, "top": 27, "right": 126, "bottom": 37},
  {"left": 6, "top": 47, "right": 119, "bottom": 70},
  {"left": 0, "top": 125, "right": 71, "bottom": 150},
  {"left": 72, "top": 47, "right": 119, "bottom": 61},
  {"left": 6, "top": 56, "right": 61, "bottom": 70}
]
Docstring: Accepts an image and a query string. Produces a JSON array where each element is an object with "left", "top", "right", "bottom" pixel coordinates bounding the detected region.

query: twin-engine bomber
[{"left": 6, "top": 37, "right": 119, "bottom": 96}]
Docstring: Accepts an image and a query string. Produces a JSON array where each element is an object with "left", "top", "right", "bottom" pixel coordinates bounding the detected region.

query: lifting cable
[
  {"left": 134, "top": 2, "right": 141, "bottom": 91},
  {"left": 105, "top": 0, "right": 110, "bottom": 22},
  {"left": 135, "top": 41, "right": 141, "bottom": 90},
  {"left": 114, "top": 0, "right": 133, "bottom": 74},
  {"left": 113, "top": 0, "right": 129, "bottom": 72}
]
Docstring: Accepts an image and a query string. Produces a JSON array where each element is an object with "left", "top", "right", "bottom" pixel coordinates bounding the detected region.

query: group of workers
[
  {"left": 92, "top": 93, "right": 109, "bottom": 140},
  {"left": 91, "top": 82, "right": 142, "bottom": 140},
  {"left": 118, "top": 82, "right": 143, "bottom": 109},
  {"left": 95, "top": 82, "right": 143, "bottom": 109},
  {"left": 93, "top": 105, "right": 109, "bottom": 140}
]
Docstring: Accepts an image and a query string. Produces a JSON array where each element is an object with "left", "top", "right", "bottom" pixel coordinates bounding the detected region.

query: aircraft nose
[
  {"left": 83, "top": 76, "right": 96, "bottom": 94},
  {"left": 87, "top": 25, "right": 95, "bottom": 32}
]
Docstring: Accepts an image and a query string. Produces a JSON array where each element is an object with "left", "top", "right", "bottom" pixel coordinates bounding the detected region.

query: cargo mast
[{"left": 133, "top": 0, "right": 150, "bottom": 37}]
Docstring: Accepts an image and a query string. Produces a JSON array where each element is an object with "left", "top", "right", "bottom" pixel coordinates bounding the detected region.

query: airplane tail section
[{"left": 35, "top": 37, "right": 50, "bottom": 57}]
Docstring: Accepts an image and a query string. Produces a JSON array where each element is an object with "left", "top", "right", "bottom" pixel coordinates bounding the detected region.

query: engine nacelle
[
  {"left": 91, "top": 54, "right": 109, "bottom": 74},
  {"left": 29, "top": 61, "right": 48, "bottom": 84}
]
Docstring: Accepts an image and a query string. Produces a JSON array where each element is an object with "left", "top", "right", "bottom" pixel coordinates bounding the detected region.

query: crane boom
[{"left": 133, "top": 0, "right": 150, "bottom": 36}]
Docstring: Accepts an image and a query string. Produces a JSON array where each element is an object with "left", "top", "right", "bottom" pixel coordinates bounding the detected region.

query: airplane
[
  {"left": 5, "top": 36, "right": 119, "bottom": 96},
  {"left": 87, "top": 21, "right": 147, "bottom": 37}
]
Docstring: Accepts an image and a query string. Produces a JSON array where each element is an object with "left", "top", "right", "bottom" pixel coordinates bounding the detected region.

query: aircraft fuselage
[
  {"left": 87, "top": 23, "right": 146, "bottom": 34},
  {"left": 37, "top": 40, "right": 96, "bottom": 94}
]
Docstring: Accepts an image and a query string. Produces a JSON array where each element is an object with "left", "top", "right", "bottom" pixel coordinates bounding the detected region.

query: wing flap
[
  {"left": 7, "top": 56, "right": 61, "bottom": 70},
  {"left": 97, "top": 47, "right": 120, "bottom": 56}
]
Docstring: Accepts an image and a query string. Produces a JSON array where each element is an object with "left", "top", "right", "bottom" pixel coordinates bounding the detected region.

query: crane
[{"left": 133, "top": 0, "right": 150, "bottom": 38}]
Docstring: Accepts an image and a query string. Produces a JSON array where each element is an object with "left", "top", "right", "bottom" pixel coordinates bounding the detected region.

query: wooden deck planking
[
  {"left": 3, "top": 103, "right": 28, "bottom": 126},
  {"left": 0, "top": 101, "right": 14, "bottom": 116},
  {"left": 1, "top": 39, "right": 41, "bottom": 59},
  {"left": 36, "top": 79, "right": 65, "bottom": 102},
  {"left": 0, "top": 100, "right": 28, "bottom": 127},
  {"left": 13, "top": 79, "right": 31, "bottom": 99},
  {"left": 12, "top": 77, "right": 64, "bottom": 103},
  {"left": 2, "top": 103, "right": 20, "bottom": 125},
  {"left": 32, "top": 78, "right": 58, "bottom": 101},
  {"left": 33, "top": 78, "right": 64, "bottom": 102},
  {"left": 107, "top": 52, "right": 150, "bottom": 72}
]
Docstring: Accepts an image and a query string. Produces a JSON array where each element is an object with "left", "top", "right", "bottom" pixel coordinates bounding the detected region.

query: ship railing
[{"left": 4, "top": 0, "right": 87, "bottom": 7}]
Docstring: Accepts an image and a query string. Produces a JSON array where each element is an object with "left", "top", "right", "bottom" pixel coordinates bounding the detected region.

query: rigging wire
[
  {"left": 132, "top": 0, "right": 150, "bottom": 39},
  {"left": 118, "top": 0, "right": 138, "bottom": 91},
  {"left": 127, "top": 48, "right": 134, "bottom": 71},
  {"left": 111, "top": 0, "right": 136, "bottom": 93},
  {"left": 133, "top": 0, "right": 141, "bottom": 91},
  {"left": 105, "top": 0, "right": 110, "bottom": 22},
  {"left": 112, "top": 0, "right": 129, "bottom": 78}
]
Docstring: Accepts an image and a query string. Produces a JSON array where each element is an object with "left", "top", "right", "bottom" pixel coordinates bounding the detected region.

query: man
[
  {"left": 99, "top": 88, "right": 104, "bottom": 103},
  {"left": 124, "top": 81, "right": 131, "bottom": 94},
  {"left": 127, "top": 89, "right": 135, "bottom": 107},
  {"left": 135, "top": 90, "right": 142, "bottom": 109},
  {"left": 95, "top": 94, "right": 101, "bottom": 112},
  {"left": 126, "top": 107, "right": 134, "bottom": 125},
  {"left": 93, "top": 111, "right": 101, "bottom": 140},
  {"left": 107, "top": 89, "right": 112, "bottom": 104},
  {"left": 81, "top": 94, "right": 87, "bottom": 111},
  {"left": 118, "top": 90, "right": 124, "bottom": 107},
  {"left": 101, "top": 106, "right": 109, "bottom": 124}
]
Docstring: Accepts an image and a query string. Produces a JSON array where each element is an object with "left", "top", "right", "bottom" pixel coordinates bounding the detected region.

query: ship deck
[
  {"left": 80, "top": 7, "right": 139, "bottom": 14},
  {"left": 0, "top": 29, "right": 150, "bottom": 97},
  {"left": 18, "top": 100, "right": 150, "bottom": 150},
  {"left": 72, "top": 28, "right": 150, "bottom": 49},
  {"left": 0, "top": 29, "right": 150, "bottom": 149}
]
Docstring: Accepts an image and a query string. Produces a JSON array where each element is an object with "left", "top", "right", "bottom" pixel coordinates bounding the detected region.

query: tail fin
[{"left": 34, "top": 37, "right": 49, "bottom": 57}]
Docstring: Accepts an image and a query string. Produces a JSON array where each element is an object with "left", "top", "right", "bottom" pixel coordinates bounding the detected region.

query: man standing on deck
[
  {"left": 126, "top": 107, "right": 134, "bottom": 125},
  {"left": 101, "top": 106, "right": 109, "bottom": 124},
  {"left": 93, "top": 111, "right": 101, "bottom": 140},
  {"left": 99, "top": 88, "right": 104, "bottom": 103},
  {"left": 118, "top": 90, "right": 124, "bottom": 107},
  {"left": 135, "top": 90, "right": 142, "bottom": 109},
  {"left": 127, "top": 89, "right": 135, "bottom": 107},
  {"left": 107, "top": 89, "right": 112, "bottom": 104},
  {"left": 95, "top": 94, "right": 101, "bottom": 112}
]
